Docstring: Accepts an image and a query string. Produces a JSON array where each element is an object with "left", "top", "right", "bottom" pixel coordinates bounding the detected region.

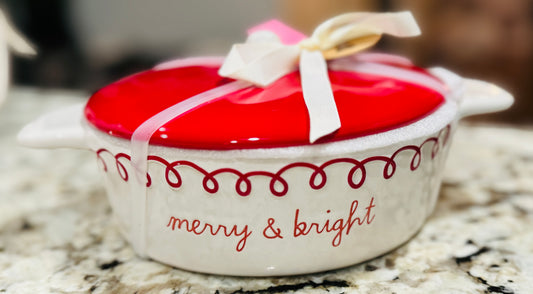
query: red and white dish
[{"left": 18, "top": 55, "right": 512, "bottom": 276}]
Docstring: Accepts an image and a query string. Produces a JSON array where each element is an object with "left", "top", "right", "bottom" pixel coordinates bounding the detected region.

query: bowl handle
[
  {"left": 17, "top": 103, "right": 89, "bottom": 149},
  {"left": 430, "top": 67, "right": 514, "bottom": 118},
  {"left": 458, "top": 78, "right": 514, "bottom": 118}
]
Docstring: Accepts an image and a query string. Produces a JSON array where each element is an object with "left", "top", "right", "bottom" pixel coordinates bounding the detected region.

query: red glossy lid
[{"left": 85, "top": 61, "right": 445, "bottom": 150}]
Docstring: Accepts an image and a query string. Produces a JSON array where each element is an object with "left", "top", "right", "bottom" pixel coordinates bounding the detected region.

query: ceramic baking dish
[
  {"left": 17, "top": 12, "right": 513, "bottom": 276},
  {"left": 17, "top": 58, "right": 512, "bottom": 276}
]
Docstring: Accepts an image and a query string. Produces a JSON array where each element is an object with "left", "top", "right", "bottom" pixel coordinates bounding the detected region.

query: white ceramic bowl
[{"left": 18, "top": 68, "right": 512, "bottom": 276}]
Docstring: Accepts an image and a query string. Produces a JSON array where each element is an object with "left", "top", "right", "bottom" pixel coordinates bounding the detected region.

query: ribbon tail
[
  {"left": 129, "top": 80, "right": 251, "bottom": 256},
  {"left": 300, "top": 50, "right": 341, "bottom": 143},
  {"left": 218, "top": 42, "right": 299, "bottom": 87}
]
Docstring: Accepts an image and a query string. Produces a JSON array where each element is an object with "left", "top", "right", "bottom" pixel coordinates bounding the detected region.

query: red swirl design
[{"left": 96, "top": 125, "right": 451, "bottom": 197}]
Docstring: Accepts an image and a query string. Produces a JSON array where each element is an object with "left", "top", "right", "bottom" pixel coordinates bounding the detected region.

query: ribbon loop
[{"left": 309, "top": 11, "right": 421, "bottom": 57}]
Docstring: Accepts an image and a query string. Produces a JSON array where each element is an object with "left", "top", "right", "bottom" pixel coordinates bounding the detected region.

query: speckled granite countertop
[{"left": 1, "top": 88, "right": 532, "bottom": 294}]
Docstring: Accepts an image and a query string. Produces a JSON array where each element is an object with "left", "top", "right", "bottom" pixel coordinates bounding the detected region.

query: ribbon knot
[{"left": 298, "top": 38, "right": 321, "bottom": 51}]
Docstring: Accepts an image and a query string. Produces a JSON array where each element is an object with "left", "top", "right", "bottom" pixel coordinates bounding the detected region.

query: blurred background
[{"left": 1, "top": 0, "right": 532, "bottom": 124}]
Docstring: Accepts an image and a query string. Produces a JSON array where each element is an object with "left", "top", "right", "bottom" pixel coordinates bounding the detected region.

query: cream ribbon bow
[{"left": 218, "top": 11, "right": 421, "bottom": 143}]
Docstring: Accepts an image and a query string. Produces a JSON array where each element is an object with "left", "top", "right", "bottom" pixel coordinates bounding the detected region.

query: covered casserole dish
[{"left": 18, "top": 12, "right": 513, "bottom": 276}]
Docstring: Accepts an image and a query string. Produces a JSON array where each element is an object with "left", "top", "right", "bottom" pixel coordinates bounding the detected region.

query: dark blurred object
[
  {"left": 2, "top": 0, "right": 161, "bottom": 91},
  {"left": 3, "top": 0, "right": 81, "bottom": 88},
  {"left": 391, "top": 0, "right": 533, "bottom": 124},
  {"left": 2, "top": 0, "right": 275, "bottom": 92}
]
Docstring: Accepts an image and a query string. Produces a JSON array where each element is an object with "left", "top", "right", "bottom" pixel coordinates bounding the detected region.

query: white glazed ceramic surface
[
  {"left": 92, "top": 123, "right": 453, "bottom": 276},
  {"left": 17, "top": 69, "right": 513, "bottom": 276}
]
